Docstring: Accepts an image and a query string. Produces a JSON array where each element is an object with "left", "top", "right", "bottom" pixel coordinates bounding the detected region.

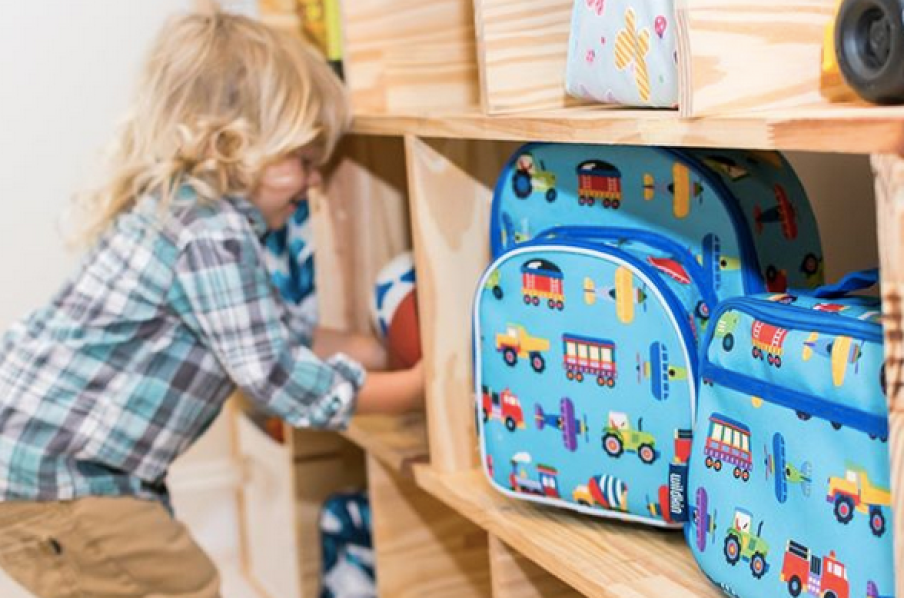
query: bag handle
[{"left": 808, "top": 268, "right": 880, "bottom": 299}]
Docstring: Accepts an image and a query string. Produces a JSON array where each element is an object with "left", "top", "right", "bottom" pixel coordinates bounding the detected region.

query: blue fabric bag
[
  {"left": 686, "top": 270, "right": 895, "bottom": 598},
  {"left": 474, "top": 227, "right": 717, "bottom": 526},
  {"left": 492, "top": 144, "right": 825, "bottom": 294}
]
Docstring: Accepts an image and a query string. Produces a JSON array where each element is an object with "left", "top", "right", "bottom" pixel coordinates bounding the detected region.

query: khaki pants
[{"left": 0, "top": 497, "right": 220, "bottom": 598}]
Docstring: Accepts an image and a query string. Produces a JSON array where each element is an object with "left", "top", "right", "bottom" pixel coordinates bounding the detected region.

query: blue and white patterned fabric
[
  {"left": 687, "top": 275, "right": 895, "bottom": 598},
  {"left": 320, "top": 491, "right": 375, "bottom": 598},
  {"left": 263, "top": 200, "right": 318, "bottom": 316}
]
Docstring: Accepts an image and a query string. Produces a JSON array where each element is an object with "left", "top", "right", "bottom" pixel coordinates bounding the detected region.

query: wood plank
[
  {"left": 294, "top": 446, "right": 368, "bottom": 598},
  {"left": 489, "top": 536, "right": 585, "bottom": 598},
  {"left": 352, "top": 105, "right": 904, "bottom": 153},
  {"left": 415, "top": 467, "right": 722, "bottom": 598},
  {"left": 404, "top": 137, "right": 520, "bottom": 472},
  {"left": 677, "top": 0, "right": 852, "bottom": 117},
  {"left": 314, "top": 135, "right": 411, "bottom": 333},
  {"left": 367, "top": 455, "right": 492, "bottom": 598},
  {"left": 341, "top": 0, "right": 480, "bottom": 113},
  {"left": 870, "top": 153, "right": 904, "bottom": 598},
  {"left": 234, "top": 412, "right": 302, "bottom": 598},
  {"left": 475, "top": 0, "right": 586, "bottom": 114},
  {"left": 342, "top": 412, "right": 429, "bottom": 476}
]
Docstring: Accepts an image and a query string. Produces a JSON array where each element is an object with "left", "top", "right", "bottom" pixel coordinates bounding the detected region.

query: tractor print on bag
[
  {"left": 601, "top": 411, "right": 659, "bottom": 464},
  {"left": 751, "top": 319, "right": 789, "bottom": 368},
  {"left": 576, "top": 160, "right": 623, "bottom": 209},
  {"left": 534, "top": 397, "right": 589, "bottom": 452},
  {"left": 572, "top": 474, "right": 629, "bottom": 513},
  {"left": 764, "top": 432, "right": 813, "bottom": 503},
  {"left": 496, "top": 324, "right": 550, "bottom": 373},
  {"left": 715, "top": 311, "right": 742, "bottom": 352},
  {"left": 704, "top": 413, "right": 753, "bottom": 482},
  {"left": 481, "top": 386, "right": 525, "bottom": 432},
  {"left": 642, "top": 162, "right": 705, "bottom": 219},
  {"left": 826, "top": 465, "right": 891, "bottom": 538},
  {"left": 724, "top": 509, "right": 769, "bottom": 579},
  {"left": 780, "top": 541, "right": 849, "bottom": 598},
  {"left": 511, "top": 152, "right": 558, "bottom": 203},
  {"left": 521, "top": 258, "right": 565, "bottom": 310},
  {"left": 583, "top": 266, "right": 648, "bottom": 325},
  {"left": 636, "top": 342, "right": 687, "bottom": 401},
  {"left": 562, "top": 334, "right": 617, "bottom": 387},
  {"left": 508, "top": 452, "right": 561, "bottom": 499}
]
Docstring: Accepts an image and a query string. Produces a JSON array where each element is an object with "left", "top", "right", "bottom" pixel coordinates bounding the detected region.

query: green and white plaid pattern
[{"left": 0, "top": 190, "right": 363, "bottom": 504}]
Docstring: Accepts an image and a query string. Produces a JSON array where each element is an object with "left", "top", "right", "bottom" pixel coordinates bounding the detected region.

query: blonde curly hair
[{"left": 75, "top": 8, "right": 349, "bottom": 243}]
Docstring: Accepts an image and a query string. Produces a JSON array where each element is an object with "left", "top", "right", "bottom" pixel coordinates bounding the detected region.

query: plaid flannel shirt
[{"left": 0, "top": 190, "right": 364, "bottom": 504}]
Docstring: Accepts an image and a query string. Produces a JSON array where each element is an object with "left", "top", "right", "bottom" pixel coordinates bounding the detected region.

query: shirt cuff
[{"left": 317, "top": 353, "right": 366, "bottom": 430}]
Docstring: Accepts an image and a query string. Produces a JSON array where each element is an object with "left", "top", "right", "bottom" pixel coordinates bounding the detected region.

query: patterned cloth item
[
  {"left": 565, "top": 0, "right": 679, "bottom": 108},
  {"left": 687, "top": 285, "right": 894, "bottom": 598},
  {"left": 320, "top": 491, "right": 375, "bottom": 598},
  {"left": 0, "top": 190, "right": 361, "bottom": 506}
]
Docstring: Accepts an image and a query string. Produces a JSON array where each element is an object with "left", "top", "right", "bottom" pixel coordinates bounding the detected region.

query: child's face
[{"left": 251, "top": 146, "right": 323, "bottom": 230}]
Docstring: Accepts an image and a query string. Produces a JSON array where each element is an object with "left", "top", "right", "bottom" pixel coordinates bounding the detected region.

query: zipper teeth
[
  {"left": 701, "top": 362, "right": 889, "bottom": 438},
  {"left": 712, "top": 297, "right": 883, "bottom": 342},
  {"left": 536, "top": 225, "right": 718, "bottom": 311}
]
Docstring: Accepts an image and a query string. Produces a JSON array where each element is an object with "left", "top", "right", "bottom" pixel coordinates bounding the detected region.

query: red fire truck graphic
[
  {"left": 481, "top": 386, "right": 525, "bottom": 432},
  {"left": 780, "top": 541, "right": 849, "bottom": 598}
]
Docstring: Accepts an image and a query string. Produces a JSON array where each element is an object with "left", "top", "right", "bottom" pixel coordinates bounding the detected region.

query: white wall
[{"left": 0, "top": 1, "right": 243, "bottom": 587}]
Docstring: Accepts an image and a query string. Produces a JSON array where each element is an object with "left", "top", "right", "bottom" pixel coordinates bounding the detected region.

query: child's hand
[{"left": 353, "top": 360, "right": 425, "bottom": 416}]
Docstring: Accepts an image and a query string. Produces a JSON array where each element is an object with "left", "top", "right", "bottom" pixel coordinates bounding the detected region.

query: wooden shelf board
[
  {"left": 351, "top": 103, "right": 904, "bottom": 153},
  {"left": 414, "top": 467, "right": 722, "bottom": 598},
  {"left": 340, "top": 412, "right": 429, "bottom": 476}
]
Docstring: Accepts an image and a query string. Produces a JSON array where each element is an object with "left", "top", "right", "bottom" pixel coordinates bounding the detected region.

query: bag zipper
[
  {"left": 535, "top": 225, "right": 720, "bottom": 313},
  {"left": 700, "top": 297, "right": 886, "bottom": 438}
]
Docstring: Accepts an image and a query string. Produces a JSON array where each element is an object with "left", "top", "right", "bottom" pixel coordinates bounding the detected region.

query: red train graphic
[
  {"left": 521, "top": 259, "right": 564, "bottom": 310},
  {"left": 751, "top": 320, "right": 789, "bottom": 367},
  {"left": 576, "top": 160, "right": 623, "bottom": 209}
]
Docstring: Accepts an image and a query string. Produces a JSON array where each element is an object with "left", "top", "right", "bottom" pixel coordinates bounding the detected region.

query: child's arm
[
  {"left": 354, "top": 361, "right": 424, "bottom": 415},
  {"left": 312, "top": 327, "right": 388, "bottom": 371}
]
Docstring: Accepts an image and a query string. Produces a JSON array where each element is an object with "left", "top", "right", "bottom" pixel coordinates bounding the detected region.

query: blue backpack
[
  {"left": 474, "top": 143, "right": 826, "bottom": 526},
  {"left": 492, "top": 143, "right": 824, "bottom": 294},
  {"left": 686, "top": 271, "right": 894, "bottom": 598}
]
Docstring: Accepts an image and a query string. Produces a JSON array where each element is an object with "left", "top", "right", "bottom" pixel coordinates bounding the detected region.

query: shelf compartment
[
  {"left": 341, "top": 0, "right": 481, "bottom": 114},
  {"left": 677, "top": 0, "right": 868, "bottom": 117},
  {"left": 416, "top": 466, "right": 723, "bottom": 598},
  {"left": 342, "top": 413, "right": 430, "bottom": 476},
  {"left": 405, "top": 137, "right": 521, "bottom": 473},
  {"left": 489, "top": 535, "right": 583, "bottom": 598},
  {"left": 474, "top": 0, "right": 585, "bottom": 115},
  {"left": 368, "top": 455, "right": 493, "bottom": 598},
  {"left": 353, "top": 105, "right": 904, "bottom": 153}
]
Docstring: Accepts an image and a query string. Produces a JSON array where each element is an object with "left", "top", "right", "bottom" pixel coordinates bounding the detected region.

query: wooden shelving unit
[{"left": 232, "top": 0, "right": 904, "bottom": 597}]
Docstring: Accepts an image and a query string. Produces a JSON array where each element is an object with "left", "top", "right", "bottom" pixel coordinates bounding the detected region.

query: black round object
[{"left": 835, "top": 0, "right": 904, "bottom": 103}]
